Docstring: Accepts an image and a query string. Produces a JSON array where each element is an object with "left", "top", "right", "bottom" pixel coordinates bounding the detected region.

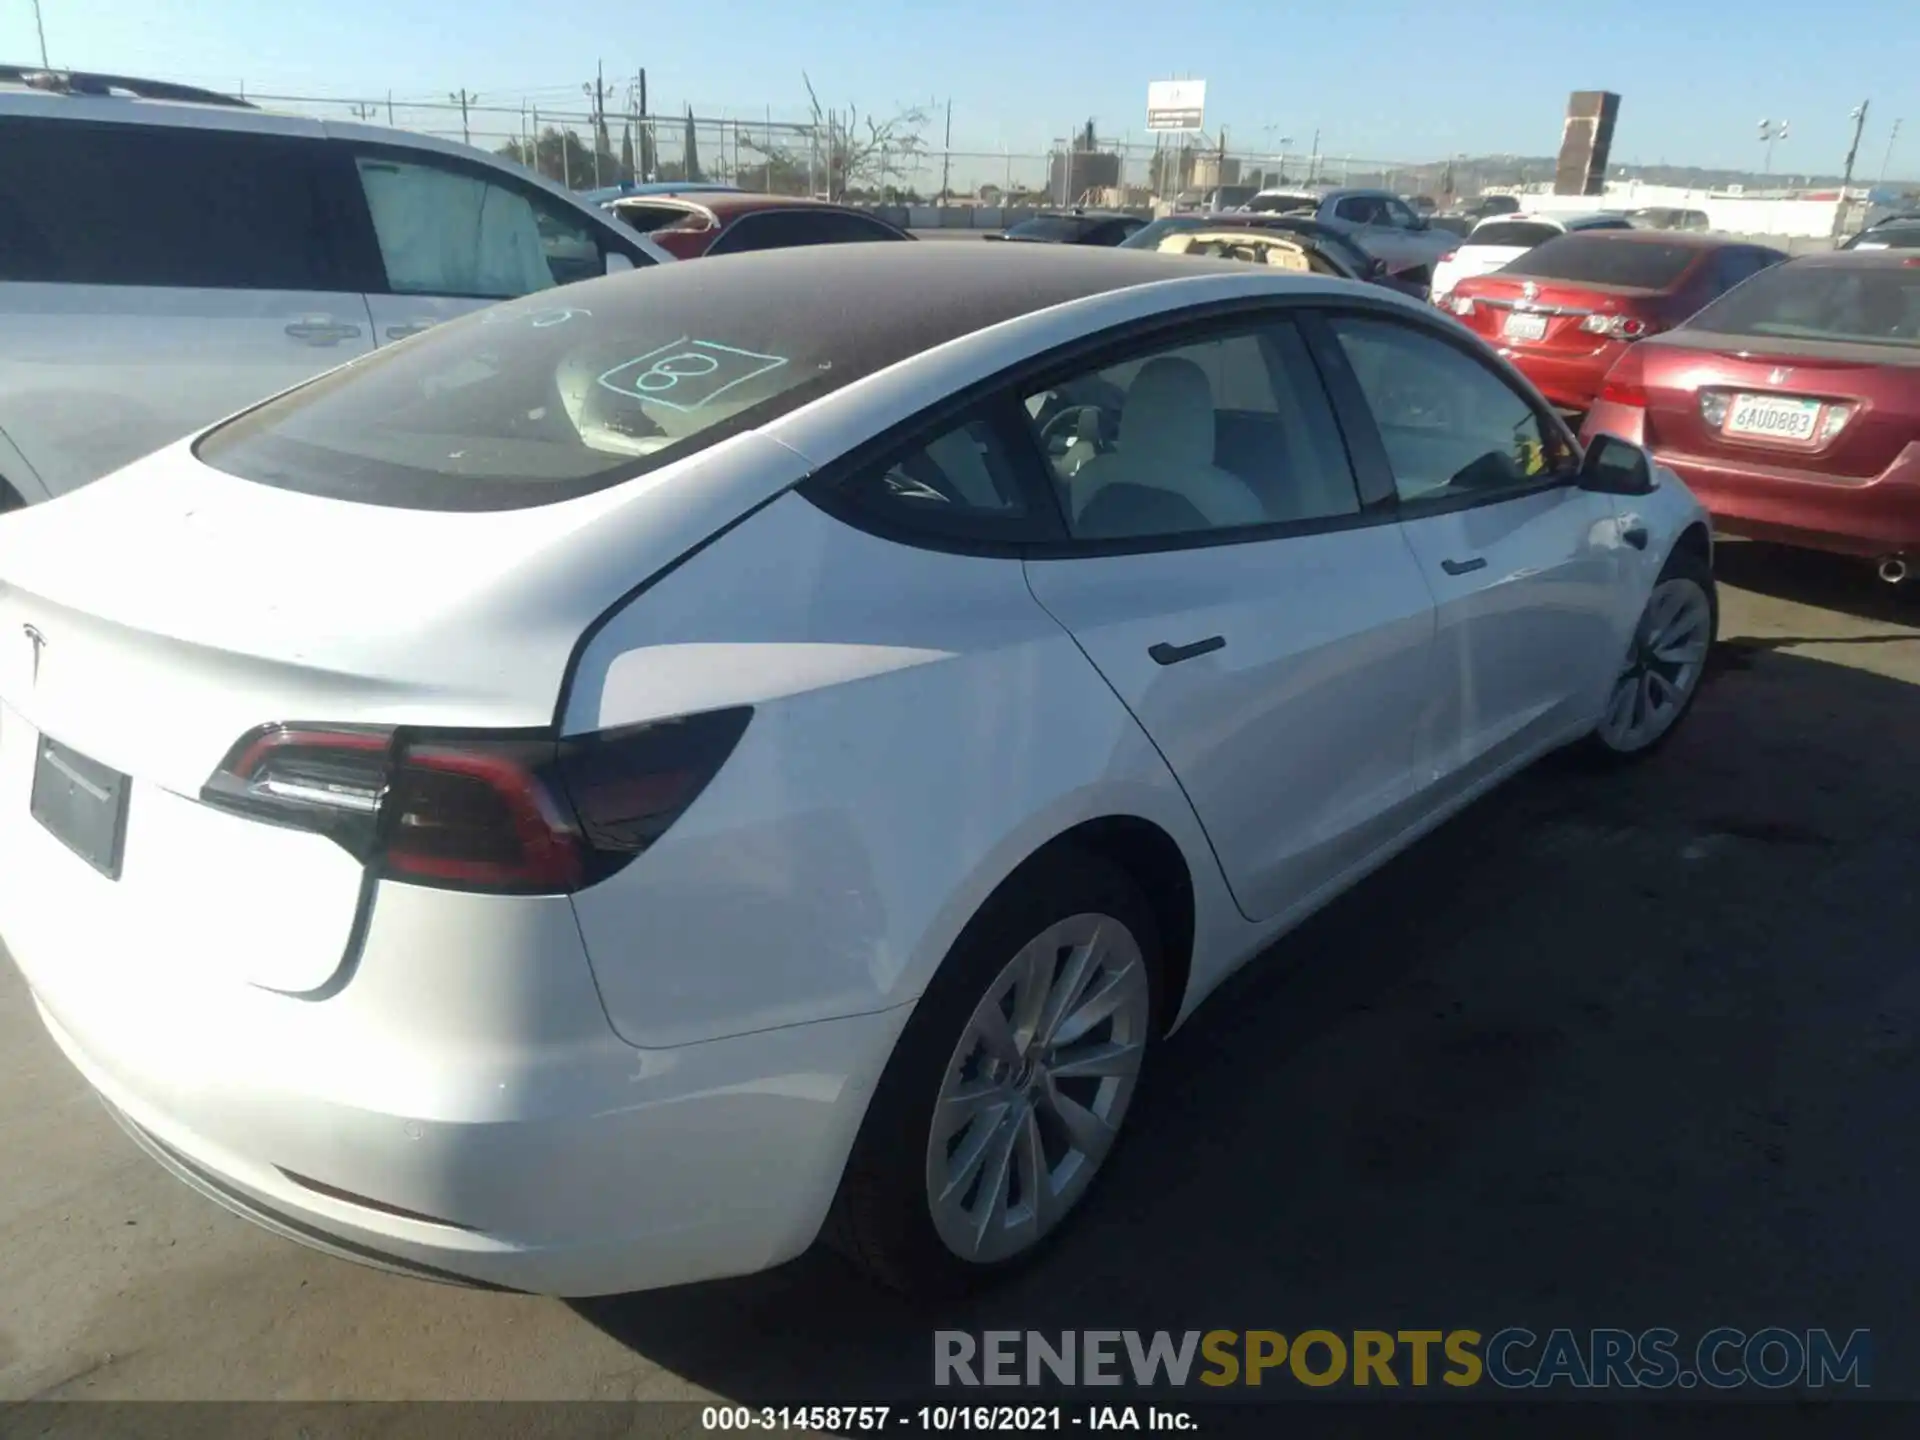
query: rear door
[
  {"left": 0, "top": 116, "right": 375, "bottom": 499},
  {"left": 1317, "top": 310, "right": 1633, "bottom": 795},
  {"left": 340, "top": 141, "right": 656, "bottom": 343},
  {"left": 1017, "top": 310, "right": 1438, "bottom": 925}
]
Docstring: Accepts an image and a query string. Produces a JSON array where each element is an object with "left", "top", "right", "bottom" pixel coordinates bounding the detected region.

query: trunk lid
[
  {"left": 1638, "top": 331, "right": 1920, "bottom": 479},
  {"left": 1460, "top": 276, "right": 1673, "bottom": 354},
  {"left": 0, "top": 432, "right": 805, "bottom": 991}
]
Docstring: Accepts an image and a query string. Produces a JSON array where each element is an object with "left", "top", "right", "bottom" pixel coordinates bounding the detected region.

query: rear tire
[
  {"left": 1579, "top": 545, "right": 1717, "bottom": 763},
  {"left": 828, "top": 849, "right": 1161, "bottom": 1298}
]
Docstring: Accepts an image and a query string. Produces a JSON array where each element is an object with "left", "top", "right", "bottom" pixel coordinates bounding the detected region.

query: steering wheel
[{"left": 1038, "top": 403, "right": 1113, "bottom": 459}]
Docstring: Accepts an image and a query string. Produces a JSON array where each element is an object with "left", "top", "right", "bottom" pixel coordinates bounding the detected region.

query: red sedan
[
  {"left": 606, "top": 192, "right": 913, "bottom": 259},
  {"left": 1443, "top": 231, "right": 1787, "bottom": 414},
  {"left": 1581, "top": 251, "right": 1920, "bottom": 577}
]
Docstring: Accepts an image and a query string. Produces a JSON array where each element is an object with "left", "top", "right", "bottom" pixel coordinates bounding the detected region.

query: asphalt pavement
[{"left": 3, "top": 541, "right": 1918, "bottom": 1402}]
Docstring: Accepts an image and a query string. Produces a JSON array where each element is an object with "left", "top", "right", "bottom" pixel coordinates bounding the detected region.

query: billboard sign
[{"left": 1147, "top": 80, "right": 1206, "bottom": 133}]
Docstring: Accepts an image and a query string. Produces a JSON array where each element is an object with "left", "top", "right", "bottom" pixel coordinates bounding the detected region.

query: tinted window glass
[
  {"left": 354, "top": 153, "right": 614, "bottom": 296},
  {"left": 611, "top": 202, "right": 701, "bottom": 233},
  {"left": 0, "top": 118, "right": 349, "bottom": 289},
  {"left": 839, "top": 417, "right": 1029, "bottom": 527},
  {"left": 1022, "top": 320, "right": 1361, "bottom": 540},
  {"left": 1335, "top": 196, "right": 1385, "bottom": 224},
  {"left": 1682, "top": 263, "right": 1920, "bottom": 348},
  {"left": 1501, "top": 235, "right": 1702, "bottom": 288},
  {"left": 1469, "top": 222, "right": 1563, "bottom": 249},
  {"left": 1244, "top": 194, "right": 1320, "bottom": 215},
  {"left": 1845, "top": 222, "right": 1920, "bottom": 250},
  {"left": 197, "top": 279, "right": 850, "bottom": 509},
  {"left": 1330, "top": 316, "right": 1576, "bottom": 506},
  {"left": 1001, "top": 215, "right": 1097, "bottom": 242},
  {"left": 713, "top": 210, "right": 906, "bottom": 253},
  {"left": 1118, "top": 216, "right": 1205, "bottom": 250}
]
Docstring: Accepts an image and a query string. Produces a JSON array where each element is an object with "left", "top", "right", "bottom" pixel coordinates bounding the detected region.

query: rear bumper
[
  {"left": 1652, "top": 440, "right": 1920, "bottom": 558},
  {"left": 25, "top": 979, "right": 905, "bottom": 1297},
  {"left": 1495, "top": 343, "right": 1623, "bottom": 413},
  {"left": 3, "top": 698, "right": 909, "bottom": 1297}
]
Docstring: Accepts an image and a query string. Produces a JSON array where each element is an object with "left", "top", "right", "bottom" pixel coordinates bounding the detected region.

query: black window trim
[
  {"left": 1301, "top": 303, "right": 1585, "bottom": 523},
  {"left": 344, "top": 137, "right": 650, "bottom": 300},
  {"left": 800, "top": 296, "right": 1404, "bottom": 560}
]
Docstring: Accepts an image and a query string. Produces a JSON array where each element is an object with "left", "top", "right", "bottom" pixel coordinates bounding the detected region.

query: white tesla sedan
[{"left": 0, "top": 244, "right": 1714, "bottom": 1299}]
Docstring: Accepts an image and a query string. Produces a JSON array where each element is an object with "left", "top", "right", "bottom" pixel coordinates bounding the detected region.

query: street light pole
[
  {"left": 1880, "top": 118, "right": 1904, "bottom": 186},
  {"left": 1835, "top": 101, "right": 1869, "bottom": 238},
  {"left": 30, "top": 0, "right": 50, "bottom": 66}
]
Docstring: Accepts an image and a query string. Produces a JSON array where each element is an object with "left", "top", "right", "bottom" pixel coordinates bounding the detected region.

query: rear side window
[
  {"left": 0, "top": 118, "right": 350, "bottom": 290},
  {"left": 1002, "top": 216, "right": 1095, "bottom": 242},
  {"left": 1501, "top": 235, "right": 1702, "bottom": 288},
  {"left": 1682, "top": 263, "right": 1920, "bottom": 349},
  {"left": 710, "top": 210, "right": 905, "bottom": 254},
  {"left": 1469, "top": 222, "right": 1563, "bottom": 249}
]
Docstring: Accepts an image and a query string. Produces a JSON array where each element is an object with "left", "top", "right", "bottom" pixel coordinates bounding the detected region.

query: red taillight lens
[
  {"left": 1580, "top": 312, "right": 1663, "bottom": 341},
  {"left": 201, "top": 709, "right": 752, "bottom": 895},
  {"left": 1599, "top": 377, "right": 1648, "bottom": 407}
]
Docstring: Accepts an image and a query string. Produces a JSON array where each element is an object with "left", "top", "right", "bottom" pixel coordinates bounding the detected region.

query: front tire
[
  {"left": 1583, "top": 545, "right": 1717, "bottom": 761},
  {"left": 828, "top": 850, "right": 1161, "bottom": 1297}
]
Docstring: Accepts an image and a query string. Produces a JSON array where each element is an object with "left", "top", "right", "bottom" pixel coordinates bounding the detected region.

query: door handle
[
  {"left": 1440, "top": 557, "right": 1488, "bottom": 575},
  {"left": 1622, "top": 524, "right": 1649, "bottom": 551},
  {"left": 284, "top": 318, "right": 363, "bottom": 346},
  {"left": 385, "top": 321, "right": 435, "bottom": 341},
  {"left": 1148, "top": 636, "right": 1226, "bottom": 666}
]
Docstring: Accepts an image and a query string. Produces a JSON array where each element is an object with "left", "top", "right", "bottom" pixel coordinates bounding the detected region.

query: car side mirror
[
  {"left": 1579, "top": 433, "right": 1656, "bottom": 495},
  {"left": 1367, "top": 257, "right": 1388, "bottom": 278}
]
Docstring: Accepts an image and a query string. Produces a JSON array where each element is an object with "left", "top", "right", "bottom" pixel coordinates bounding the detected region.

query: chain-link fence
[{"left": 245, "top": 91, "right": 1473, "bottom": 206}]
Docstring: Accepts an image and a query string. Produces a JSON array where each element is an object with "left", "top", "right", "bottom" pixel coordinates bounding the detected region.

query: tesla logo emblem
[
  {"left": 1768, "top": 366, "right": 1792, "bottom": 384},
  {"left": 22, "top": 624, "right": 46, "bottom": 684},
  {"left": 1521, "top": 281, "right": 1539, "bottom": 301}
]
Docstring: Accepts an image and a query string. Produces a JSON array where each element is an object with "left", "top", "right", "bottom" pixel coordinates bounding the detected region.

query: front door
[
  {"left": 1017, "top": 312, "right": 1437, "bottom": 927},
  {"left": 1320, "top": 312, "right": 1631, "bottom": 795}
]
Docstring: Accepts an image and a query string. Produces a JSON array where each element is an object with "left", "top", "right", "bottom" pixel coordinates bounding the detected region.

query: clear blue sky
[{"left": 6, "top": 0, "right": 1915, "bottom": 177}]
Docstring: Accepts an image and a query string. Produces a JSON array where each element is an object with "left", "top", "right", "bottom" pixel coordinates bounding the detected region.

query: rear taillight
[
  {"left": 201, "top": 709, "right": 751, "bottom": 894},
  {"left": 1598, "top": 348, "right": 1648, "bottom": 409},
  {"left": 1580, "top": 313, "right": 1661, "bottom": 341}
]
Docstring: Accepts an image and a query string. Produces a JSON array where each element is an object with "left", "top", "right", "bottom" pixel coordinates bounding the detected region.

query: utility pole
[
  {"left": 1881, "top": 118, "right": 1904, "bottom": 186},
  {"left": 636, "top": 68, "right": 649, "bottom": 182},
  {"left": 1835, "top": 100, "right": 1869, "bottom": 238},
  {"left": 941, "top": 98, "right": 952, "bottom": 204},
  {"left": 1307, "top": 128, "right": 1321, "bottom": 185},
  {"left": 584, "top": 64, "right": 611, "bottom": 188},
  {"left": 448, "top": 88, "right": 474, "bottom": 146},
  {"left": 30, "top": 0, "right": 49, "bottom": 66}
]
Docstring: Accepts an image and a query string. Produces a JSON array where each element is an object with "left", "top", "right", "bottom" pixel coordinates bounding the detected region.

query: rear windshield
[
  {"left": 1467, "top": 222, "right": 1562, "bottom": 249},
  {"left": 196, "top": 283, "right": 842, "bottom": 510},
  {"left": 1002, "top": 215, "right": 1093, "bottom": 241},
  {"left": 1119, "top": 216, "right": 1203, "bottom": 249},
  {"left": 1500, "top": 235, "right": 1702, "bottom": 288},
  {"left": 611, "top": 203, "right": 703, "bottom": 234},
  {"left": 1244, "top": 194, "right": 1320, "bottom": 215},
  {"left": 1683, "top": 262, "right": 1920, "bottom": 349},
  {"left": 1846, "top": 223, "right": 1920, "bottom": 250}
]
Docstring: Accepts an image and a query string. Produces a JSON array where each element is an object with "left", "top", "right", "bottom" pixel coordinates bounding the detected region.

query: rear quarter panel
[{"left": 560, "top": 492, "right": 1244, "bottom": 1049}]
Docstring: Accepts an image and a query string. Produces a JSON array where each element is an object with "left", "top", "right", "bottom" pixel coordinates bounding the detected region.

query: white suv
[{"left": 0, "top": 68, "right": 672, "bottom": 511}]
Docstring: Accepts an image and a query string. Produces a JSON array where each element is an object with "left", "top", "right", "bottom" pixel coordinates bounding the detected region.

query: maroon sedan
[
  {"left": 607, "top": 192, "right": 913, "bottom": 259},
  {"left": 1444, "top": 231, "right": 1787, "bottom": 414},
  {"left": 1581, "top": 252, "right": 1920, "bottom": 576}
]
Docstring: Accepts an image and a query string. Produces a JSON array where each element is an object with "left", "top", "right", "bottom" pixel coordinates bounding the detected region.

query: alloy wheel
[
  {"left": 1598, "top": 575, "right": 1713, "bottom": 752},
  {"left": 925, "top": 912, "right": 1151, "bottom": 1264}
]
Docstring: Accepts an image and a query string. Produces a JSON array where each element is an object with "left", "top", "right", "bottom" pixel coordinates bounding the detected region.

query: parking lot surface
[{"left": 3, "top": 541, "right": 1917, "bottom": 1402}]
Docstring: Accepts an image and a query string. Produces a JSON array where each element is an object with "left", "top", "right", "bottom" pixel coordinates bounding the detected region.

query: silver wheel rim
[
  {"left": 1598, "top": 576, "right": 1711, "bottom": 752},
  {"left": 925, "top": 912, "right": 1151, "bottom": 1264}
]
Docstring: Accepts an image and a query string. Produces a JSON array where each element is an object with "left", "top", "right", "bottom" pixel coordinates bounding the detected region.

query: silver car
[{"left": 1245, "top": 186, "right": 1457, "bottom": 282}]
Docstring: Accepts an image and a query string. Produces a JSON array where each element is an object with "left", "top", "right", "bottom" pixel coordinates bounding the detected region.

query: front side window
[
  {"left": 1335, "top": 195, "right": 1385, "bottom": 225},
  {"left": 1381, "top": 198, "right": 1418, "bottom": 230},
  {"left": 1328, "top": 316, "right": 1575, "bottom": 507},
  {"left": 1021, "top": 319, "right": 1361, "bottom": 541},
  {"left": 354, "top": 154, "right": 615, "bottom": 298},
  {"left": 0, "top": 118, "right": 347, "bottom": 290}
]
